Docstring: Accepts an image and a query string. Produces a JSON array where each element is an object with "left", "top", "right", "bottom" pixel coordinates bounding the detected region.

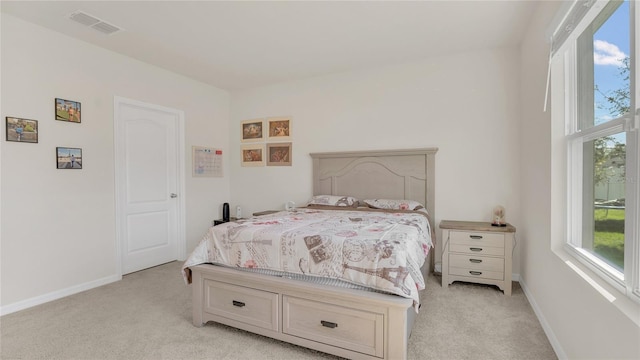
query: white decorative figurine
[{"left": 492, "top": 205, "right": 506, "bottom": 227}]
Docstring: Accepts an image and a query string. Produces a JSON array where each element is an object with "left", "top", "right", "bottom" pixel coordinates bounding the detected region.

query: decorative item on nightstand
[
  {"left": 285, "top": 201, "right": 296, "bottom": 211},
  {"left": 213, "top": 202, "right": 234, "bottom": 226},
  {"left": 492, "top": 205, "right": 506, "bottom": 227},
  {"left": 222, "top": 202, "right": 230, "bottom": 222}
]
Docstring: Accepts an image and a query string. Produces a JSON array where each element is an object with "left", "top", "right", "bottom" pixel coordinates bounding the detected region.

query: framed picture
[
  {"left": 241, "top": 118, "right": 264, "bottom": 142},
  {"left": 241, "top": 144, "right": 265, "bottom": 167},
  {"left": 267, "top": 117, "right": 291, "bottom": 141},
  {"left": 55, "top": 98, "right": 81, "bottom": 123},
  {"left": 6, "top": 117, "right": 38, "bottom": 143},
  {"left": 267, "top": 142, "right": 292, "bottom": 166},
  {"left": 56, "top": 147, "right": 82, "bottom": 169}
]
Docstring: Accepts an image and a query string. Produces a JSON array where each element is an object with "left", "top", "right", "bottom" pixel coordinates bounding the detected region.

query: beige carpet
[{"left": 1, "top": 261, "right": 556, "bottom": 360}]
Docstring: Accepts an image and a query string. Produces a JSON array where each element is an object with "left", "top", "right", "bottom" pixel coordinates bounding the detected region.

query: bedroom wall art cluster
[
  {"left": 240, "top": 116, "right": 292, "bottom": 167},
  {"left": 5, "top": 98, "right": 83, "bottom": 169}
]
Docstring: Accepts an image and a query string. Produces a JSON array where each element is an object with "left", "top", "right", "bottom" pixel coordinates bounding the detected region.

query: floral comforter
[{"left": 182, "top": 207, "right": 433, "bottom": 308}]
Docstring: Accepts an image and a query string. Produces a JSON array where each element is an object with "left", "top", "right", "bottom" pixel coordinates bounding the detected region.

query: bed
[{"left": 184, "top": 148, "right": 437, "bottom": 360}]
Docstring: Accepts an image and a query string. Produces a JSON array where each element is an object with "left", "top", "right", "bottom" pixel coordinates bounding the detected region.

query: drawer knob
[
  {"left": 469, "top": 271, "right": 483, "bottom": 276},
  {"left": 321, "top": 320, "right": 338, "bottom": 329},
  {"left": 469, "top": 259, "right": 483, "bottom": 263},
  {"left": 232, "top": 300, "right": 246, "bottom": 308},
  {"left": 469, "top": 247, "right": 483, "bottom": 252},
  {"left": 470, "top": 235, "right": 483, "bottom": 239}
]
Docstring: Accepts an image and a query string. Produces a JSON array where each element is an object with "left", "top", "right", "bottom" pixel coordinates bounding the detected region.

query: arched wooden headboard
[{"left": 310, "top": 148, "right": 438, "bottom": 226}]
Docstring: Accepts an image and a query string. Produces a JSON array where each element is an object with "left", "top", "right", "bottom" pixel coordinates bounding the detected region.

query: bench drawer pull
[
  {"left": 470, "top": 235, "right": 483, "bottom": 239},
  {"left": 232, "top": 300, "right": 246, "bottom": 308},
  {"left": 321, "top": 320, "right": 338, "bottom": 329},
  {"left": 469, "top": 271, "right": 483, "bottom": 276},
  {"left": 469, "top": 259, "right": 483, "bottom": 263}
]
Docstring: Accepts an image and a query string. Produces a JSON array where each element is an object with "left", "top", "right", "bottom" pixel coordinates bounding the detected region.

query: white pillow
[
  {"left": 364, "top": 199, "right": 425, "bottom": 211},
  {"left": 307, "top": 195, "right": 358, "bottom": 207}
]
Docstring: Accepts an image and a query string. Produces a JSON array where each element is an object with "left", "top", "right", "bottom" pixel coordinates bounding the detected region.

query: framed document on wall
[{"left": 192, "top": 146, "right": 223, "bottom": 177}]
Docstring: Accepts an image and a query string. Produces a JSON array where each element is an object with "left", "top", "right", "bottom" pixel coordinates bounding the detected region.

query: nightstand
[
  {"left": 440, "top": 220, "right": 516, "bottom": 295},
  {"left": 212, "top": 217, "right": 237, "bottom": 226}
]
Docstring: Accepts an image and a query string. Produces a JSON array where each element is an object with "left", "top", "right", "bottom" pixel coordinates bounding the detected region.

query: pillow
[
  {"left": 307, "top": 195, "right": 358, "bottom": 207},
  {"left": 364, "top": 199, "right": 425, "bottom": 211}
]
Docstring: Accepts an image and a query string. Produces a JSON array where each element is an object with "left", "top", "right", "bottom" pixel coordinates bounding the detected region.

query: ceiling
[{"left": 1, "top": 0, "right": 539, "bottom": 91}]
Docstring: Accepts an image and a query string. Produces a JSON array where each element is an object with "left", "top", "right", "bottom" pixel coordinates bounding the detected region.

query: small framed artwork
[
  {"left": 241, "top": 118, "right": 264, "bottom": 142},
  {"left": 267, "top": 117, "right": 291, "bottom": 141},
  {"left": 267, "top": 142, "right": 292, "bottom": 166},
  {"left": 6, "top": 117, "right": 38, "bottom": 143},
  {"left": 241, "top": 144, "right": 265, "bottom": 167},
  {"left": 56, "top": 147, "right": 83, "bottom": 169},
  {"left": 55, "top": 98, "right": 81, "bottom": 123}
]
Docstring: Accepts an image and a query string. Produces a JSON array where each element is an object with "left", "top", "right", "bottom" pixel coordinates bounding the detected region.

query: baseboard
[
  {"left": 519, "top": 277, "right": 567, "bottom": 360},
  {"left": 0, "top": 274, "right": 121, "bottom": 316}
]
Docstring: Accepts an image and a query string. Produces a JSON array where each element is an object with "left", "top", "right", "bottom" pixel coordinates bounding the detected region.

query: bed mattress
[{"left": 183, "top": 207, "right": 433, "bottom": 309}]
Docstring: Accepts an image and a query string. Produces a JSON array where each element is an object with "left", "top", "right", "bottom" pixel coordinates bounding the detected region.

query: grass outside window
[{"left": 594, "top": 208, "right": 625, "bottom": 269}]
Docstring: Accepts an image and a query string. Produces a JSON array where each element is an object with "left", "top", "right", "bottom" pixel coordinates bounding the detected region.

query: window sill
[
  {"left": 552, "top": 246, "right": 640, "bottom": 326},
  {"left": 565, "top": 244, "right": 625, "bottom": 290}
]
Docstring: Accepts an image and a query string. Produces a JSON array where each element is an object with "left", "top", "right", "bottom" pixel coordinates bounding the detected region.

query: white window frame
[{"left": 552, "top": 0, "right": 640, "bottom": 304}]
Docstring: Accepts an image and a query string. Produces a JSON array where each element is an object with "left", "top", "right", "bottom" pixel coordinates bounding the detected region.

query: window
[{"left": 551, "top": 0, "right": 639, "bottom": 301}]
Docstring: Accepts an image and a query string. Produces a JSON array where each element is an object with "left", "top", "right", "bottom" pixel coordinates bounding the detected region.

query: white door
[{"left": 114, "top": 97, "right": 185, "bottom": 275}]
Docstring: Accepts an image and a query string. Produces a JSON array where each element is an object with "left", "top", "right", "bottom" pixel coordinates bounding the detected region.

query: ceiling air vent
[
  {"left": 91, "top": 21, "right": 121, "bottom": 35},
  {"left": 69, "top": 11, "right": 100, "bottom": 26},
  {"left": 68, "top": 11, "right": 122, "bottom": 35}
]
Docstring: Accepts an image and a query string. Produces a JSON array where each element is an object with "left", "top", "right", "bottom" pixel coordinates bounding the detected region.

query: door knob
[{"left": 170, "top": 193, "right": 177, "bottom": 198}]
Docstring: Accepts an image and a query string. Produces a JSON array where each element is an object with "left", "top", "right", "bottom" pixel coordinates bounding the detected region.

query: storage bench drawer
[
  {"left": 204, "top": 279, "right": 278, "bottom": 331},
  {"left": 282, "top": 296, "right": 384, "bottom": 358}
]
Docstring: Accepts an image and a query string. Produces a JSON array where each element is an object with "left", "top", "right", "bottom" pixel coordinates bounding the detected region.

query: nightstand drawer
[
  {"left": 449, "top": 231, "right": 505, "bottom": 248},
  {"left": 449, "top": 267, "right": 504, "bottom": 280},
  {"left": 449, "top": 243, "right": 505, "bottom": 256},
  {"left": 449, "top": 254, "right": 504, "bottom": 272}
]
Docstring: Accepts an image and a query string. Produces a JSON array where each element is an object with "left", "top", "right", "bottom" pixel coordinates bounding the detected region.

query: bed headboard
[{"left": 310, "top": 148, "right": 438, "bottom": 223}]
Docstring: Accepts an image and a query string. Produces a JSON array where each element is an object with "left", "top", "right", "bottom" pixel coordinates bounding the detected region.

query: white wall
[
  {"left": 230, "top": 48, "right": 522, "bottom": 273},
  {"left": 0, "top": 14, "right": 230, "bottom": 311},
  {"left": 519, "top": 2, "right": 640, "bottom": 359},
  {"left": 4, "top": 5, "right": 638, "bottom": 358}
]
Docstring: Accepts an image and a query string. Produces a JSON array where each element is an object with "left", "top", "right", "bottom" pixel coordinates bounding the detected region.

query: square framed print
[
  {"left": 55, "top": 98, "right": 81, "bottom": 123},
  {"left": 56, "top": 147, "right": 82, "bottom": 169},
  {"left": 266, "top": 142, "right": 292, "bottom": 166},
  {"left": 6, "top": 117, "right": 38, "bottom": 143},
  {"left": 267, "top": 117, "right": 291, "bottom": 141},
  {"left": 241, "top": 118, "right": 264, "bottom": 142},
  {"left": 241, "top": 144, "right": 265, "bottom": 167}
]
